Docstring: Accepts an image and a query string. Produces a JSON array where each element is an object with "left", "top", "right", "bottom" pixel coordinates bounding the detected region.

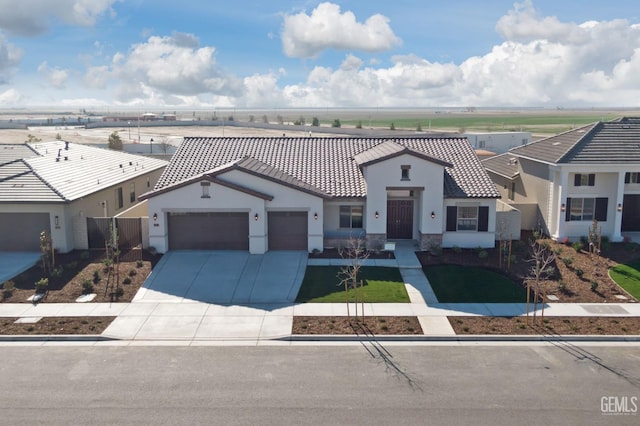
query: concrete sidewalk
[{"left": 1, "top": 242, "right": 639, "bottom": 341}]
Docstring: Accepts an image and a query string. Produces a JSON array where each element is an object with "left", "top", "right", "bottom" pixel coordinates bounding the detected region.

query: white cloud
[
  {"left": 0, "top": 33, "right": 21, "bottom": 82},
  {"left": 83, "top": 65, "right": 110, "bottom": 89},
  {"left": 37, "top": 61, "right": 69, "bottom": 88},
  {"left": 110, "top": 32, "right": 244, "bottom": 104},
  {"left": 0, "top": 0, "right": 116, "bottom": 36},
  {"left": 281, "top": 2, "right": 401, "bottom": 58},
  {"left": 0, "top": 87, "right": 22, "bottom": 105}
]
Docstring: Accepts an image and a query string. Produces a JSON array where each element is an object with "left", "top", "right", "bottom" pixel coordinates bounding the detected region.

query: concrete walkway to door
[{"left": 132, "top": 250, "right": 308, "bottom": 305}]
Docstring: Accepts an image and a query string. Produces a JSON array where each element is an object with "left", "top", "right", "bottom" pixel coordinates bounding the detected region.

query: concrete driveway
[
  {"left": 132, "top": 250, "right": 308, "bottom": 304},
  {"left": 0, "top": 252, "right": 40, "bottom": 284}
]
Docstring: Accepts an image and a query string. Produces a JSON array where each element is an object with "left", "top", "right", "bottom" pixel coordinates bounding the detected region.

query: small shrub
[
  {"left": 123, "top": 277, "right": 132, "bottom": 285},
  {"left": 600, "top": 236, "right": 611, "bottom": 252},
  {"left": 452, "top": 245, "right": 462, "bottom": 254},
  {"left": 102, "top": 258, "right": 113, "bottom": 270},
  {"left": 462, "top": 326, "right": 469, "bottom": 332},
  {"left": 572, "top": 241, "right": 583, "bottom": 252},
  {"left": 552, "top": 247, "right": 563, "bottom": 255},
  {"left": 590, "top": 281, "right": 599, "bottom": 292},
  {"left": 50, "top": 266, "right": 63, "bottom": 278},
  {"left": 81, "top": 279, "right": 94, "bottom": 294},
  {"left": 429, "top": 245, "right": 442, "bottom": 256},
  {"left": 80, "top": 251, "right": 91, "bottom": 260},
  {"left": 562, "top": 256, "right": 573, "bottom": 266},
  {"left": 518, "top": 324, "right": 526, "bottom": 329},
  {"left": 115, "top": 287, "right": 124, "bottom": 297},
  {"left": 558, "top": 281, "right": 567, "bottom": 293},
  {"left": 93, "top": 270, "right": 100, "bottom": 283},
  {"left": 575, "top": 268, "right": 584, "bottom": 278},
  {"left": 380, "top": 325, "right": 389, "bottom": 331},
  {"left": 35, "top": 277, "right": 48, "bottom": 294},
  {"left": 478, "top": 250, "right": 488, "bottom": 259},
  {"left": 2, "top": 280, "right": 15, "bottom": 298},
  {"left": 128, "top": 269, "right": 137, "bottom": 277},
  {"left": 66, "top": 261, "right": 78, "bottom": 270},
  {"left": 136, "top": 260, "right": 144, "bottom": 268}
]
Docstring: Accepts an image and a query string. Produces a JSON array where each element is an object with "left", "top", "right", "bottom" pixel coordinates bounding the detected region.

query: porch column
[
  {"left": 611, "top": 172, "right": 626, "bottom": 242},
  {"left": 553, "top": 170, "right": 568, "bottom": 240}
]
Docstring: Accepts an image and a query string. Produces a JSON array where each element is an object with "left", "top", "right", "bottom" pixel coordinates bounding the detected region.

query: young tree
[
  {"left": 332, "top": 119, "right": 341, "bottom": 128},
  {"left": 156, "top": 136, "right": 172, "bottom": 155},
  {"left": 525, "top": 239, "right": 556, "bottom": 324},
  {"left": 108, "top": 131, "right": 123, "bottom": 150},
  {"left": 337, "top": 237, "right": 370, "bottom": 320},
  {"left": 311, "top": 117, "right": 320, "bottom": 127}
]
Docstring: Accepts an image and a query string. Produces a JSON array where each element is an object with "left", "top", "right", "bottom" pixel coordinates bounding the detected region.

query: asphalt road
[{"left": 1, "top": 343, "right": 639, "bottom": 425}]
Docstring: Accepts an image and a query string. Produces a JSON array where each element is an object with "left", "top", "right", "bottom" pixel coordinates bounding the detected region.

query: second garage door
[
  {"left": 168, "top": 212, "right": 249, "bottom": 250},
  {"left": 268, "top": 211, "right": 308, "bottom": 250},
  {"left": 0, "top": 212, "right": 50, "bottom": 251}
]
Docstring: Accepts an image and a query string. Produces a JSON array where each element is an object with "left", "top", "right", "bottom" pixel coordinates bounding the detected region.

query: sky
[{"left": 0, "top": 0, "right": 639, "bottom": 109}]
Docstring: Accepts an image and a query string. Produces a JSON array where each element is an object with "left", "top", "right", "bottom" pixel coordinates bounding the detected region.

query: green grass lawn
[
  {"left": 296, "top": 266, "right": 410, "bottom": 303},
  {"left": 423, "top": 265, "right": 527, "bottom": 303},
  {"left": 609, "top": 261, "right": 640, "bottom": 300}
]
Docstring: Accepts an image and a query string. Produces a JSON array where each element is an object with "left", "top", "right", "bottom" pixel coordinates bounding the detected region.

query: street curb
[
  {"left": 284, "top": 334, "right": 640, "bottom": 342},
  {"left": 0, "top": 335, "right": 118, "bottom": 342}
]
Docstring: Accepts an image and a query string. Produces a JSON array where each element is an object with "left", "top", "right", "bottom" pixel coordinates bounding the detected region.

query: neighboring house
[
  {"left": 0, "top": 141, "right": 167, "bottom": 252},
  {"left": 482, "top": 118, "right": 640, "bottom": 242},
  {"left": 464, "top": 132, "right": 531, "bottom": 154},
  {"left": 140, "top": 136, "right": 500, "bottom": 254}
]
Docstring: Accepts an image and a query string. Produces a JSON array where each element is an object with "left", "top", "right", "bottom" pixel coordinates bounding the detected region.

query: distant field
[{"left": 333, "top": 112, "right": 624, "bottom": 135}]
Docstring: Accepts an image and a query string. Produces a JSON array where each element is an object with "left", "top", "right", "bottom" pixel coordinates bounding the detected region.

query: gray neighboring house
[
  {"left": 0, "top": 141, "right": 167, "bottom": 252},
  {"left": 141, "top": 136, "right": 501, "bottom": 254},
  {"left": 482, "top": 118, "right": 640, "bottom": 242}
]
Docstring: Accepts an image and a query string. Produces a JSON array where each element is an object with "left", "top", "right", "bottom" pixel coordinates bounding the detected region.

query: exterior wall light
[
  {"left": 374, "top": 211, "right": 379, "bottom": 219},
  {"left": 617, "top": 203, "right": 623, "bottom": 212},
  {"left": 153, "top": 213, "right": 158, "bottom": 222},
  {"left": 561, "top": 203, "right": 566, "bottom": 212},
  {"left": 313, "top": 212, "right": 318, "bottom": 220},
  {"left": 55, "top": 215, "right": 60, "bottom": 228},
  {"left": 431, "top": 211, "right": 436, "bottom": 219},
  {"left": 254, "top": 213, "right": 259, "bottom": 221}
]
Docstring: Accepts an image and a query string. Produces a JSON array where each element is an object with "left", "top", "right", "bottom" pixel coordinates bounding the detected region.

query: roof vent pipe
[
  {"left": 58, "top": 149, "right": 61, "bottom": 157},
  {"left": 64, "top": 141, "right": 69, "bottom": 150}
]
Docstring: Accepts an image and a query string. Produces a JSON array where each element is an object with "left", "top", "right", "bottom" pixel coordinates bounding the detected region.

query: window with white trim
[
  {"left": 457, "top": 206, "right": 478, "bottom": 231},
  {"left": 339, "top": 206, "right": 363, "bottom": 228},
  {"left": 401, "top": 165, "right": 411, "bottom": 180},
  {"left": 566, "top": 197, "right": 608, "bottom": 222},
  {"left": 625, "top": 172, "right": 640, "bottom": 184},
  {"left": 574, "top": 173, "right": 595, "bottom": 187},
  {"left": 201, "top": 181, "right": 211, "bottom": 198},
  {"left": 129, "top": 182, "right": 136, "bottom": 203}
]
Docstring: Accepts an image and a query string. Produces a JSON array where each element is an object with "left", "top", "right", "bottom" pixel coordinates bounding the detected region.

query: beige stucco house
[
  {"left": 140, "top": 136, "right": 501, "bottom": 254},
  {"left": 0, "top": 141, "right": 167, "bottom": 252}
]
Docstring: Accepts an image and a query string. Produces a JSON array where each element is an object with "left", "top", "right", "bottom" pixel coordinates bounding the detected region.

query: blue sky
[{"left": 0, "top": 0, "right": 639, "bottom": 108}]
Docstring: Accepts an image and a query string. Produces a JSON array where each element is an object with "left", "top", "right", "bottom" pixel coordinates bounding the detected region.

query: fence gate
[
  {"left": 87, "top": 218, "right": 112, "bottom": 249},
  {"left": 87, "top": 217, "right": 142, "bottom": 250}
]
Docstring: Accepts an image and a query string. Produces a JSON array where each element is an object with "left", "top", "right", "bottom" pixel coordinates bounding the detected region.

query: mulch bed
[
  {"left": 1, "top": 249, "right": 160, "bottom": 304},
  {"left": 292, "top": 316, "right": 422, "bottom": 335},
  {"left": 0, "top": 316, "right": 115, "bottom": 335},
  {"left": 449, "top": 316, "right": 640, "bottom": 335},
  {"left": 416, "top": 234, "right": 640, "bottom": 304},
  {"left": 309, "top": 248, "right": 395, "bottom": 260}
]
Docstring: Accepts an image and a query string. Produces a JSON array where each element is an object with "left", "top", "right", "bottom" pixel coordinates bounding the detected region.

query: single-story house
[
  {"left": 0, "top": 141, "right": 167, "bottom": 252},
  {"left": 140, "top": 136, "right": 500, "bottom": 254},
  {"left": 482, "top": 118, "right": 640, "bottom": 242}
]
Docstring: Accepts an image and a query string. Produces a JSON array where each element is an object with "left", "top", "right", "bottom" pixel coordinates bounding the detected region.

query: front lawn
[
  {"left": 423, "top": 265, "right": 527, "bottom": 303},
  {"left": 609, "top": 261, "right": 640, "bottom": 300},
  {"left": 295, "top": 266, "right": 410, "bottom": 303}
]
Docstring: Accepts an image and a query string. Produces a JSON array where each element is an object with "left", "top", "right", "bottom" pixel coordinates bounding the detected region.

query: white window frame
[
  {"left": 339, "top": 206, "right": 363, "bottom": 229},
  {"left": 457, "top": 206, "right": 478, "bottom": 231}
]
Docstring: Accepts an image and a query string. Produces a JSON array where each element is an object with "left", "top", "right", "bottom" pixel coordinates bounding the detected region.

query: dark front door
[
  {"left": 622, "top": 194, "right": 640, "bottom": 232},
  {"left": 387, "top": 200, "right": 413, "bottom": 239}
]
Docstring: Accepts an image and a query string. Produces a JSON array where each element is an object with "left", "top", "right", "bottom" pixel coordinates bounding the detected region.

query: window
[
  {"left": 574, "top": 173, "right": 595, "bottom": 187},
  {"left": 508, "top": 182, "right": 515, "bottom": 201},
  {"left": 201, "top": 181, "right": 211, "bottom": 198},
  {"left": 401, "top": 165, "right": 411, "bottom": 180},
  {"left": 339, "top": 206, "right": 363, "bottom": 228},
  {"left": 457, "top": 206, "right": 478, "bottom": 231},
  {"left": 625, "top": 172, "right": 640, "bottom": 184},
  {"left": 147, "top": 177, "right": 151, "bottom": 188},
  {"left": 129, "top": 182, "right": 136, "bottom": 203},
  {"left": 565, "top": 197, "right": 608, "bottom": 222},
  {"left": 115, "top": 187, "right": 123, "bottom": 209},
  {"left": 446, "top": 206, "right": 489, "bottom": 232}
]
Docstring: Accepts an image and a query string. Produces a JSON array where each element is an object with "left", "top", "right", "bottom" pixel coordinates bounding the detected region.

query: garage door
[
  {"left": 0, "top": 212, "right": 50, "bottom": 251},
  {"left": 268, "top": 211, "right": 308, "bottom": 250},
  {"left": 168, "top": 212, "right": 249, "bottom": 250}
]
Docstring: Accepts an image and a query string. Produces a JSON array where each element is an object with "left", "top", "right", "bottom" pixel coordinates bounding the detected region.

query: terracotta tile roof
[
  {"left": 353, "top": 140, "right": 452, "bottom": 168},
  {"left": 155, "top": 137, "right": 500, "bottom": 199},
  {"left": 508, "top": 120, "right": 640, "bottom": 164}
]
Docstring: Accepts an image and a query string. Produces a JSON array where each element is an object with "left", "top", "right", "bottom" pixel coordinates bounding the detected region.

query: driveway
[
  {"left": 0, "top": 252, "right": 40, "bottom": 284},
  {"left": 132, "top": 250, "right": 308, "bottom": 304}
]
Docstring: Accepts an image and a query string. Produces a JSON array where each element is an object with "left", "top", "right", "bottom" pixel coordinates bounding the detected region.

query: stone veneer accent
[
  {"left": 366, "top": 233, "right": 387, "bottom": 251},
  {"left": 419, "top": 232, "right": 443, "bottom": 251}
]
